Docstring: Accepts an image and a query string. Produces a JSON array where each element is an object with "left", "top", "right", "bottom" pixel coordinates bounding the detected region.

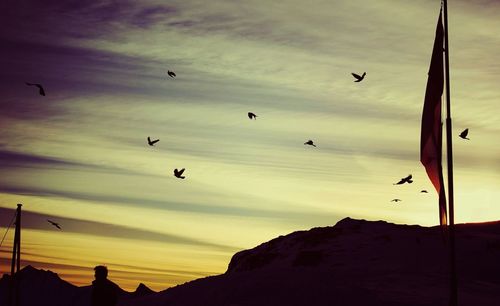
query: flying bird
[
  {"left": 351, "top": 72, "right": 366, "bottom": 82},
  {"left": 248, "top": 112, "right": 257, "bottom": 120},
  {"left": 25, "top": 82, "right": 46, "bottom": 96},
  {"left": 174, "top": 168, "right": 186, "bottom": 179},
  {"left": 304, "top": 140, "right": 316, "bottom": 147},
  {"left": 394, "top": 174, "right": 413, "bottom": 185},
  {"left": 167, "top": 70, "right": 176, "bottom": 78},
  {"left": 147, "top": 137, "right": 160, "bottom": 146},
  {"left": 391, "top": 199, "right": 402, "bottom": 203},
  {"left": 47, "top": 220, "right": 61, "bottom": 230},
  {"left": 420, "top": 190, "right": 428, "bottom": 193},
  {"left": 459, "top": 128, "right": 470, "bottom": 140}
]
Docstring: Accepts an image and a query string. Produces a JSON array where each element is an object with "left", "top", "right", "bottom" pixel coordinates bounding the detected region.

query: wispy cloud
[{"left": 0, "top": 207, "right": 236, "bottom": 251}]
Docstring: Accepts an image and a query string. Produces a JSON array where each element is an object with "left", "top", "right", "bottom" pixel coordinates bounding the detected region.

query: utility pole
[{"left": 9, "top": 204, "right": 22, "bottom": 306}]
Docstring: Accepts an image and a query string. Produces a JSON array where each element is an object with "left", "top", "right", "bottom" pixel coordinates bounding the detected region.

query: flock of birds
[
  {"left": 24, "top": 68, "right": 471, "bottom": 230},
  {"left": 391, "top": 174, "right": 420, "bottom": 203},
  {"left": 389, "top": 124, "right": 469, "bottom": 205},
  {"left": 141, "top": 71, "right": 340, "bottom": 180}
]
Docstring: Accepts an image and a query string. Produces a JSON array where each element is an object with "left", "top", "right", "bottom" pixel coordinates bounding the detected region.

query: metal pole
[
  {"left": 9, "top": 204, "right": 22, "bottom": 306},
  {"left": 442, "top": 1, "right": 458, "bottom": 306},
  {"left": 10, "top": 204, "right": 22, "bottom": 276},
  {"left": 16, "top": 205, "right": 21, "bottom": 273}
]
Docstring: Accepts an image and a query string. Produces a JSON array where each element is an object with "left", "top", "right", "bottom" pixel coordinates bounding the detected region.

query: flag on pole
[{"left": 420, "top": 11, "right": 447, "bottom": 226}]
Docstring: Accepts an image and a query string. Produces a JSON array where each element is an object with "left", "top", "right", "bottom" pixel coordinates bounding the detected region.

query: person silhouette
[{"left": 91, "top": 265, "right": 119, "bottom": 306}]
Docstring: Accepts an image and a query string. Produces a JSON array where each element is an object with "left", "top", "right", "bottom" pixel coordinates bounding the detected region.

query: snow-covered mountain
[
  {"left": 122, "top": 217, "right": 500, "bottom": 306},
  {"left": 2, "top": 218, "right": 499, "bottom": 306}
]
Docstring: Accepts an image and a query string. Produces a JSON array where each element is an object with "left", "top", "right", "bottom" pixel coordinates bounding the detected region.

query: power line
[{"left": 0, "top": 210, "right": 17, "bottom": 248}]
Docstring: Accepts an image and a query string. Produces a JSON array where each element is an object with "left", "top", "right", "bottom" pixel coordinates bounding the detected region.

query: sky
[{"left": 1, "top": 0, "right": 499, "bottom": 291}]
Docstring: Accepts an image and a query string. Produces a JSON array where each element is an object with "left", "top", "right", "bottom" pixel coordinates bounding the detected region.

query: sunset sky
[{"left": 1, "top": 0, "right": 499, "bottom": 291}]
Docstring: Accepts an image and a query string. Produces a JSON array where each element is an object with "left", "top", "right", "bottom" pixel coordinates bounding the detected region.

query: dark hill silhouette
[
  {"left": 0, "top": 265, "right": 154, "bottom": 306},
  {"left": 0, "top": 265, "right": 88, "bottom": 306},
  {"left": 132, "top": 283, "right": 156, "bottom": 298},
  {"left": 2, "top": 218, "right": 499, "bottom": 306},
  {"left": 122, "top": 217, "right": 500, "bottom": 306}
]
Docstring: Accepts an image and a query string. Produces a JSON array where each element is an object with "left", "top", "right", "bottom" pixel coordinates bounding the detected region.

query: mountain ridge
[
  {"left": 2, "top": 217, "right": 500, "bottom": 306},
  {"left": 0, "top": 265, "right": 155, "bottom": 306},
  {"left": 126, "top": 217, "right": 500, "bottom": 306}
]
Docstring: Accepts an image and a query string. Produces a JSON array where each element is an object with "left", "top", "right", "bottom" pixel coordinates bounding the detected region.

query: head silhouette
[{"left": 94, "top": 265, "right": 108, "bottom": 281}]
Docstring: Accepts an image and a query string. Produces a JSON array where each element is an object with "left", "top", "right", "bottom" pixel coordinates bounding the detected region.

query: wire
[{"left": 0, "top": 210, "right": 17, "bottom": 248}]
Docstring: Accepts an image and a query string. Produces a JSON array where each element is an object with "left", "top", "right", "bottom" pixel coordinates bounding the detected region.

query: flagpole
[{"left": 442, "top": 0, "right": 458, "bottom": 305}]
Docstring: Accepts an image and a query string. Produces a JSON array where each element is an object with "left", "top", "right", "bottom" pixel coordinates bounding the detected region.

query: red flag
[{"left": 421, "top": 11, "right": 447, "bottom": 226}]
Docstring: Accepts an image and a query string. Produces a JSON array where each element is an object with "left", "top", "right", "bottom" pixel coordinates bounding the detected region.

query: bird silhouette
[
  {"left": 147, "top": 137, "right": 160, "bottom": 146},
  {"left": 174, "top": 168, "right": 185, "bottom": 179},
  {"left": 25, "top": 82, "right": 46, "bottom": 96},
  {"left": 47, "top": 219, "right": 61, "bottom": 230},
  {"left": 304, "top": 140, "right": 316, "bottom": 147},
  {"left": 351, "top": 72, "right": 366, "bottom": 82},
  {"left": 459, "top": 128, "right": 470, "bottom": 140},
  {"left": 168, "top": 70, "right": 176, "bottom": 78},
  {"left": 391, "top": 199, "right": 402, "bottom": 202},
  {"left": 421, "top": 190, "right": 428, "bottom": 193},
  {"left": 394, "top": 174, "right": 413, "bottom": 185},
  {"left": 248, "top": 112, "right": 257, "bottom": 120}
]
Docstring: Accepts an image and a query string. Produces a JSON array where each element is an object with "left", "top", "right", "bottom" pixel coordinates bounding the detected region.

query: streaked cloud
[{"left": 0, "top": 207, "right": 236, "bottom": 251}]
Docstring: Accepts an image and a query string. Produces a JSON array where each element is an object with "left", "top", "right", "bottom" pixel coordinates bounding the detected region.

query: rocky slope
[
  {"left": 122, "top": 217, "right": 500, "bottom": 306},
  {"left": 2, "top": 218, "right": 499, "bottom": 306}
]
